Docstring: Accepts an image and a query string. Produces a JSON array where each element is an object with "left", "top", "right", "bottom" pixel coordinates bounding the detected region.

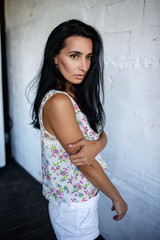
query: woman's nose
[{"left": 79, "top": 58, "right": 87, "bottom": 72}]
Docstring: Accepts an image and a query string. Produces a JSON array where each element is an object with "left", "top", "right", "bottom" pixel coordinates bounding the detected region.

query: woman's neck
[{"left": 65, "top": 84, "right": 77, "bottom": 102}]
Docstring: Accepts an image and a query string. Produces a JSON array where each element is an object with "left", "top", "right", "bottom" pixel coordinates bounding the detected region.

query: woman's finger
[
  {"left": 68, "top": 139, "right": 85, "bottom": 148},
  {"left": 111, "top": 205, "right": 115, "bottom": 211},
  {"left": 72, "top": 161, "right": 89, "bottom": 166},
  {"left": 70, "top": 152, "right": 82, "bottom": 160},
  {"left": 71, "top": 158, "right": 87, "bottom": 164}
]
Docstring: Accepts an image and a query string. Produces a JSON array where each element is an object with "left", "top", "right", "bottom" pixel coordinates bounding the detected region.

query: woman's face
[{"left": 54, "top": 36, "right": 93, "bottom": 88}]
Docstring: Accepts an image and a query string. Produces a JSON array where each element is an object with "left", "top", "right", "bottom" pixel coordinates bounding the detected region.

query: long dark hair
[{"left": 30, "top": 19, "right": 105, "bottom": 133}]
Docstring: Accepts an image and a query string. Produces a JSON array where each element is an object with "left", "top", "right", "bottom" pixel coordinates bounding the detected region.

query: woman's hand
[
  {"left": 68, "top": 131, "right": 107, "bottom": 166},
  {"left": 111, "top": 197, "right": 128, "bottom": 221},
  {"left": 68, "top": 139, "right": 100, "bottom": 166},
  {"left": 79, "top": 159, "right": 128, "bottom": 221}
]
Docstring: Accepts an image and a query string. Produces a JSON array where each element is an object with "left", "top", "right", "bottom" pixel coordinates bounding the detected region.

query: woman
[{"left": 31, "top": 19, "right": 128, "bottom": 240}]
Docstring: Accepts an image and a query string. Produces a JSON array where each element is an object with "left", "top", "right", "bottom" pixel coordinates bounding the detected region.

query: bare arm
[
  {"left": 43, "top": 93, "right": 128, "bottom": 220},
  {"left": 43, "top": 93, "right": 85, "bottom": 155},
  {"left": 79, "top": 161, "right": 128, "bottom": 221},
  {"left": 69, "top": 130, "right": 108, "bottom": 166}
]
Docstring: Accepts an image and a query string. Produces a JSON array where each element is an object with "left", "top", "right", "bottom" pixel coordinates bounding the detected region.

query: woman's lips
[{"left": 74, "top": 75, "right": 85, "bottom": 79}]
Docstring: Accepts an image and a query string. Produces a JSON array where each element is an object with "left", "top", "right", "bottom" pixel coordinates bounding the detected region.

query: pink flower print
[
  {"left": 82, "top": 198, "right": 87, "bottom": 202},
  {"left": 65, "top": 154, "right": 69, "bottom": 159},
  {"left": 56, "top": 190, "right": 62, "bottom": 195},
  {"left": 60, "top": 168, "right": 68, "bottom": 176},
  {"left": 51, "top": 166, "right": 56, "bottom": 172},
  {"left": 91, "top": 189, "right": 96, "bottom": 195},
  {"left": 82, "top": 117, "right": 86, "bottom": 122},
  {"left": 60, "top": 171, "right": 67, "bottom": 176},
  {"left": 84, "top": 190, "right": 88, "bottom": 194},
  {"left": 60, "top": 153, "right": 69, "bottom": 160},
  {"left": 74, "top": 183, "right": 82, "bottom": 190},
  {"left": 74, "top": 104, "right": 78, "bottom": 110},
  {"left": 67, "top": 178, "right": 73, "bottom": 184},
  {"left": 53, "top": 149, "right": 59, "bottom": 154},
  {"left": 74, "top": 104, "right": 81, "bottom": 113},
  {"left": 84, "top": 126, "right": 89, "bottom": 132},
  {"left": 58, "top": 154, "right": 65, "bottom": 161},
  {"left": 80, "top": 174, "right": 85, "bottom": 180},
  {"left": 71, "top": 198, "right": 76, "bottom": 202},
  {"left": 63, "top": 167, "right": 68, "bottom": 171},
  {"left": 51, "top": 149, "right": 59, "bottom": 157},
  {"left": 46, "top": 174, "right": 51, "bottom": 181}
]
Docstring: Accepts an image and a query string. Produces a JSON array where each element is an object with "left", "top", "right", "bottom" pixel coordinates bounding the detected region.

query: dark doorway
[{"left": 0, "top": 0, "right": 12, "bottom": 165}]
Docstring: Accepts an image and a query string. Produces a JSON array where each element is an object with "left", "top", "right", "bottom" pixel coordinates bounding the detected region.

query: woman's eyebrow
[
  {"left": 68, "top": 51, "right": 82, "bottom": 54},
  {"left": 68, "top": 50, "right": 93, "bottom": 55}
]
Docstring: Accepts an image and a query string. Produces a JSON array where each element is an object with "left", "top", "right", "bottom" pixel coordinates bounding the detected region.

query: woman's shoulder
[
  {"left": 43, "top": 90, "right": 74, "bottom": 116},
  {"left": 42, "top": 90, "right": 72, "bottom": 106},
  {"left": 48, "top": 92, "right": 72, "bottom": 107}
]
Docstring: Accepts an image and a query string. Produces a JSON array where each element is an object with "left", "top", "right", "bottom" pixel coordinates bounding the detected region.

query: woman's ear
[{"left": 54, "top": 56, "right": 58, "bottom": 64}]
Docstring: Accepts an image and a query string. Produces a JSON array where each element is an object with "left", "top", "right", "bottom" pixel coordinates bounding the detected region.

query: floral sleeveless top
[{"left": 39, "top": 90, "right": 107, "bottom": 203}]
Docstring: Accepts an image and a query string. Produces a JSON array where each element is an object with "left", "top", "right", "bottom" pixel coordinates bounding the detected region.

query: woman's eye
[
  {"left": 86, "top": 55, "right": 92, "bottom": 60},
  {"left": 70, "top": 54, "right": 78, "bottom": 59}
]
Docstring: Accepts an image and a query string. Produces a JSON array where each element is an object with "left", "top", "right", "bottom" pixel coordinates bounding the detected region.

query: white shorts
[{"left": 48, "top": 194, "right": 99, "bottom": 240}]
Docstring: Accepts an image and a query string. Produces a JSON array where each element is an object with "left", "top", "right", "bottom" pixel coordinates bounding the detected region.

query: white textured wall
[{"left": 5, "top": 0, "right": 160, "bottom": 239}]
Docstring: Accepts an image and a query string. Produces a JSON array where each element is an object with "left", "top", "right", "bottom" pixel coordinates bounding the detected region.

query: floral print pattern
[{"left": 39, "top": 90, "right": 107, "bottom": 203}]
